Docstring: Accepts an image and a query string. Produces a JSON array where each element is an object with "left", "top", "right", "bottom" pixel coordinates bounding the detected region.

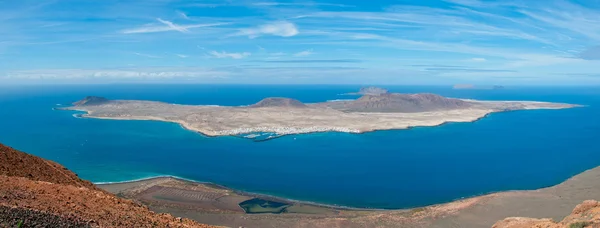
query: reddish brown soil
[
  {"left": 493, "top": 200, "right": 600, "bottom": 228},
  {"left": 0, "top": 143, "right": 217, "bottom": 228},
  {"left": 0, "top": 144, "right": 98, "bottom": 190}
]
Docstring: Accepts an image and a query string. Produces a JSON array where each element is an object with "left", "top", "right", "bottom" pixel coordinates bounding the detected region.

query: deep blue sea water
[{"left": 0, "top": 84, "right": 598, "bottom": 209}]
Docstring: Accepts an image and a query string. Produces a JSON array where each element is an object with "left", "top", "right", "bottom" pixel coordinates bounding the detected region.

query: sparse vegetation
[
  {"left": 410, "top": 207, "right": 426, "bottom": 214},
  {"left": 570, "top": 221, "right": 591, "bottom": 228},
  {"left": 17, "top": 220, "right": 24, "bottom": 228}
]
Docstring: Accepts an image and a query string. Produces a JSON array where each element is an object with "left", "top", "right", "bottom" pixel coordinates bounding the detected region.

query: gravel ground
[{"left": 0, "top": 206, "right": 91, "bottom": 228}]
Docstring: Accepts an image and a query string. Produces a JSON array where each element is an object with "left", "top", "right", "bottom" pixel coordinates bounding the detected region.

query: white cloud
[
  {"left": 209, "top": 51, "right": 251, "bottom": 59},
  {"left": 176, "top": 54, "right": 189, "bottom": 58},
  {"left": 251, "top": 2, "right": 352, "bottom": 7},
  {"left": 237, "top": 21, "right": 299, "bottom": 38},
  {"left": 294, "top": 49, "right": 314, "bottom": 57},
  {"left": 133, "top": 52, "right": 160, "bottom": 58},
  {"left": 177, "top": 11, "right": 190, "bottom": 20},
  {"left": 157, "top": 18, "right": 189, "bottom": 33},
  {"left": 188, "top": 3, "right": 224, "bottom": 8},
  {"left": 2, "top": 68, "right": 231, "bottom": 80},
  {"left": 470, "top": 57, "right": 486, "bottom": 62},
  {"left": 270, "top": 52, "right": 286, "bottom": 56},
  {"left": 122, "top": 19, "right": 227, "bottom": 34}
]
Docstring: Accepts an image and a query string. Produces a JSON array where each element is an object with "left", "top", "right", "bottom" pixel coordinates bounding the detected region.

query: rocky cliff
[{"left": 0, "top": 143, "right": 215, "bottom": 228}]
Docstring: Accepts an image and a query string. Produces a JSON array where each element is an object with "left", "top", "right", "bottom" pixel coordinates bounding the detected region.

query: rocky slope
[
  {"left": 250, "top": 97, "right": 307, "bottom": 108},
  {"left": 73, "top": 96, "right": 110, "bottom": 106},
  {"left": 322, "top": 93, "right": 471, "bottom": 112},
  {"left": 493, "top": 200, "right": 600, "bottom": 228},
  {"left": 0, "top": 143, "right": 99, "bottom": 190},
  {"left": 0, "top": 143, "right": 216, "bottom": 228}
]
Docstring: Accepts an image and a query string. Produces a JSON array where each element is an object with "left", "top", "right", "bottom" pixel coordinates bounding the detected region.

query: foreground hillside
[
  {"left": 0, "top": 143, "right": 215, "bottom": 227},
  {"left": 494, "top": 200, "right": 600, "bottom": 228}
]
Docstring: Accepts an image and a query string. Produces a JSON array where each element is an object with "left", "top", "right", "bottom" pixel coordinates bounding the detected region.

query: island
[
  {"left": 343, "top": 86, "right": 389, "bottom": 95},
  {"left": 60, "top": 88, "right": 579, "bottom": 137}
]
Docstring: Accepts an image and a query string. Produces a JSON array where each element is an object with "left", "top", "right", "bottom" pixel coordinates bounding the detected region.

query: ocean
[{"left": 0, "top": 84, "right": 598, "bottom": 209}]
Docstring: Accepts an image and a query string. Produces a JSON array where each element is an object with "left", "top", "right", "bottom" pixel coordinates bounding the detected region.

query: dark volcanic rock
[
  {"left": 72, "top": 96, "right": 110, "bottom": 106},
  {"left": 250, "top": 97, "right": 307, "bottom": 108},
  {"left": 325, "top": 93, "right": 470, "bottom": 113}
]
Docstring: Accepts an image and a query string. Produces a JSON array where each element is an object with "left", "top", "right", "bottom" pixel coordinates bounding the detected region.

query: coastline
[
  {"left": 96, "top": 160, "right": 597, "bottom": 211},
  {"left": 96, "top": 175, "right": 385, "bottom": 211},
  {"left": 61, "top": 104, "right": 592, "bottom": 211},
  {"left": 58, "top": 99, "right": 591, "bottom": 227},
  {"left": 65, "top": 107, "right": 494, "bottom": 138},
  {"left": 60, "top": 96, "right": 581, "bottom": 139},
  {"left": 96, "top": 164, "right": 600, "bottom": 227}
]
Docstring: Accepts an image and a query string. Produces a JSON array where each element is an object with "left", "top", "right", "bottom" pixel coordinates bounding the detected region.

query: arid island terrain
[{"left": 61, "top": 87, "right": 578, "bottom": 138}]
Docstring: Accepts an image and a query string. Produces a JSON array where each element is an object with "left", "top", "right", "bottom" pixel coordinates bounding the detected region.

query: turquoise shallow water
[{"left": 0, "top": 85, "right": 598, "bottom": 209}]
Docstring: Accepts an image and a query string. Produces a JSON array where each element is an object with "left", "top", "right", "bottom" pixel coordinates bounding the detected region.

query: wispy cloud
[
  {"left": 2, "top": 68, "right": 231, "bottom": 80},
  {"left": 3, "top": 0, "right": 600, "bottom": 85},
  {"left": 553, "top": 73, "right": 600, "bottom": 77},
  {"left": 518, "top": 2, "right": 600, "bottom": 41},
  {"left": 177, "top": 11, "right": 191, "bottom": 20},
  {"left": 410, "top": 64, "right": 515, "bottom": 73},
  {"left": 424, "top": 67, "right": 517, "bottom": 73},
  {"left": 470, "top": 58, "right": 487, "bottom": 62},
  {"left": 236, "top": 21, "right": 299, "bottom": 38},
  {"left": 209, "top": 51, "right": 251, "bottom": 59},
  {"left": 157, "top": 18, "right": 189, "bottom": 33},
  {"left": 257, "top": 59, "right": 361, "bottom": 63},
  {"left": 122, "top": 19, "right": 227, "bottom": 34},
  {"left": 187, "top": 3, "right": 223, "bottom": 8},
  {"left": 294, "top": 49, "right": 314, "bottom": 57},
  {"left": 133, "top": 52, "right": 161, "bottom": 58},
  {"left": 251, "top": 2, "right": 353, "bottom": 7},
  {"left": 578, "top": 46, "right": 600, "bottom": 60}
]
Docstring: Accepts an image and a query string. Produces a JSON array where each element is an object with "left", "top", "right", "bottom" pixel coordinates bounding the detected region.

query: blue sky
[{"left": 1, "top": 0, "right": 599, "bottom": 85}]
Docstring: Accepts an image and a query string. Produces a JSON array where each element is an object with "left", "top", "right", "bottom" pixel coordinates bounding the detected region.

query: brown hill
[
  {"left": 493, "top": 200, "right": 600, "bottom": 228},
  {"left": 357, "top": 86, "right": 388, "bottom": 95},
  {"left": 0, "top": 143, "right": 99, "bottom": 190},
  {"left": 323, "top": 93, "right": 471, "bottom": 113},
  {"left": 73, "top": 96, "right": 110, "bottom": 106},
  {"left": 0, "top": 143, "right": 216, "bottom": 228},
  {"left": 250, "top": 97, "right": 307, "bottom": 108}
]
